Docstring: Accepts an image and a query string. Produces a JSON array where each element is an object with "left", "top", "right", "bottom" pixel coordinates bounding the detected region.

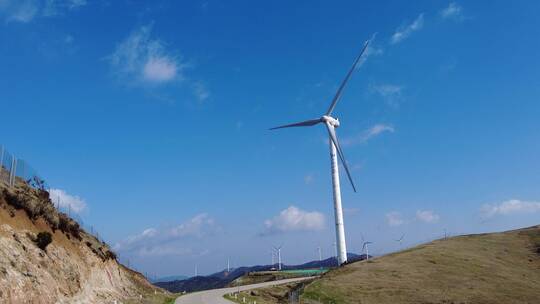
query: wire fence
[
  {"left": 0, "top": 145, "right": 49, "bottom": 189},
  {"left": 0, "top": 144, "right": 111, "bottom": 253}
]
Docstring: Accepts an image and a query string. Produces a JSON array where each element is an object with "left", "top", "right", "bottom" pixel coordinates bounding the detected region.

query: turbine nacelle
[{"left": 322, "top": 115, "right": 340, "bottom": 128}]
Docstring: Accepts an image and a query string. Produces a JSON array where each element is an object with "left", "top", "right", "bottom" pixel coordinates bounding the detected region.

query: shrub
[
  {"left": 35, "top": 232, "right": 52, "bottom": 251},
  {"left": 105, "top": 250, "right": 117, "bottom": 260}
]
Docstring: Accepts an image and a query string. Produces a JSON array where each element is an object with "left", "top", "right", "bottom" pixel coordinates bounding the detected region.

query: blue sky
[{"left": 1, "top": 0, "right": 540, "bottom": 278}]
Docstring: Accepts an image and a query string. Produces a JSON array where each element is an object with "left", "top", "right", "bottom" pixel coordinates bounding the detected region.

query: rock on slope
[{"left": 0, "top": 179, "right": 162, "bottom": 304}]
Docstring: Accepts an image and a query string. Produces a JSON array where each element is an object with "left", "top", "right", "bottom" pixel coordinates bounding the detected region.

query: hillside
[
  {"left": 241, "top": 225, "right": 540, "bottom": 304},
  {"left": 0, "top": 178, "right": 170, "bottom": 303},
  {"left": 155, "top": 253, "right": 365, "bottom": 293}
]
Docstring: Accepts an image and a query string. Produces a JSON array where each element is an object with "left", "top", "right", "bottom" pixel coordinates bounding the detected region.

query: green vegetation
[
  {"left": 224, "top": 282, "right": 305, "bottom": 304},
  {"left": 162, "top": 296, "right": 177, "bottom": 304},
  {"left": 281, "top": 269, "right": 328, "bottom": 276},
  {"left": 34, "top": 231, "right": 52, "bottom": 251},
  {"left": 230, "top": 269, "right": 324, "bottom": 287},
  {"left": 245, "top": 225, "right": 540, "bottom": 304},
  {"left": 124, "top": 292, "right": 180, "bottom": 304}
]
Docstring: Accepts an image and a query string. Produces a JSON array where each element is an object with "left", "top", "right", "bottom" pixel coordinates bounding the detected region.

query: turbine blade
[
  {"left": 325, "top": 123, "right": 357, "bottom": 192},
  {"left": 269, "top": 118, "right": 322, "bottom": 130},
  {"left": 326, "top": 39, "right": 371, "bottom": 116}
]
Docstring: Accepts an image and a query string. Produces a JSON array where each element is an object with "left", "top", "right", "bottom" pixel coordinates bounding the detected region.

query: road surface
[{"left": 174, "top": 277, "right": 314, "bottom": 304}]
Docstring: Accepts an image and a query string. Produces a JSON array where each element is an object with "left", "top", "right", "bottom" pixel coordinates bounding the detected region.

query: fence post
[
  {"left": 10, "top": 158, "right": 17, "bottom": 186},
  {"left": 0, "top": 145, "right": 4, "bottom": 169},
  {"left": 21, "top": 161, "right": 25, "bottom": 182}
]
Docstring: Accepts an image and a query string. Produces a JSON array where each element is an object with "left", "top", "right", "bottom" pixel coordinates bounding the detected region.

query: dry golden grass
[
  {"left": 243, "top": 226, "right": 540, "bottom": 304},
  {"left": 301, "top": 225, "right": 540, "bottom": 304}
]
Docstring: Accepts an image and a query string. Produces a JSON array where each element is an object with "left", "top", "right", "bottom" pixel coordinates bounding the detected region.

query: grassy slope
[{"left": 301, "top": 225, "right": 540, "bottom": 304}]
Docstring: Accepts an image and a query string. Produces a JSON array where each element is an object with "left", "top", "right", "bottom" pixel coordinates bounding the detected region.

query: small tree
[{"left": 35, "top": 232, "right": 52, "bottom": 251}]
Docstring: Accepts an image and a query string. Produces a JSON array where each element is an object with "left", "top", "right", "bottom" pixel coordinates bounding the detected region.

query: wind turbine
[
  {"left": 273, "top": 245, "right": 283, "bottom": 270},
  {"left": 362, "top": 241, "right": 373, "bottom": 261},
  {"left": 395, "top": 234, "right": 405, "bottom": 249},
  {"left": 361, "top": 234, "right": 372, "bottom": 260},
  {"left": 270, "top": 38, "right": 372, "bottom": 266}
]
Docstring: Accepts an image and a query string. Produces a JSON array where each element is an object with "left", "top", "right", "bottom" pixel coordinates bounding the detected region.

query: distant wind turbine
[
  {"left": 362, "top": 241, "right": 373, "bottom": 261},
  {"left": 270, "top": 37, "right": 372, "bottom": 266},
  {"left": 395, "top": 234, "right": 405, "bottom": 249},
  {"left": 273, "top": 245, "right": 283, "bottom": 270},
  {"left": 361, "top": 234, "right": 372, "bottom": 261}
]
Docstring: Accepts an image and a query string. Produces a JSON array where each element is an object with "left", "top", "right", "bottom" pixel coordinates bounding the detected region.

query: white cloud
[
  {"left": 193, "top": 82, "right": 210, "bottom": 102},
  {"left": 0, "top": 0, "right": 86, "bottom": 22},
  {"left": 342, "top": 124, "right": 394, "bottom": 146},
  {"left": 386, "top": 211, "right": 405, "bottom": 227},
  {"left": 137, "top": 245, "right": 193, "bottom": 257},
  {"left": 262, "top": 206, "right": 325, "bottom": 235},
  {"left": 372, "top": 84, "right": 403, "bottom": 98},
  {"left": 343, "top": 207, "right": 360, "bottom": 216},
  {"left": 0, "top": 0, "right": 38, "bottom": 23},
  {"left": 357, "top": 44, "right": 383, "bottom": 68},
  {"left": 390, "top": 13, "right": 424, "bottom": 44},
  {"left": 481, "top": 199, "right": 540, "bottom": 218},
  {"left": 440, "top": 2, "right": 463, "bottom": 20},
  {"left": 304, "top": 174, "right": 314, "bottom": 185},
  {"left": 143, "top": 56, "right": 178, "bottom": 83},
  {"left": 109, "top": 25, "right": 183, "bottom": 85},
  {"left": 371, "top": 84, "right": 404, "bottom": 107},
  {"left": 49, "top": 188, "right": 87, "bottom": 214},
  {"left": 168, "top": 213, "right": 215, "bottom": 238},
  {"left": 416, "top": 210, "right": 440, "bottom": 223},
  {"left": 43, "top": 0, "right": 86, "bottom": 16},
  {"left": 114, "top": 213, "right": 218, "bottom": 257}
]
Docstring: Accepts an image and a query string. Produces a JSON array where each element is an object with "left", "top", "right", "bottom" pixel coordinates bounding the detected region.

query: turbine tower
[
  {"left": 362, "top": 241, "right": 372, "bottom": 261},
  {"left": 273, "top": 246, "right": 283, "bottom": 270},
  {"left": 270, "top": 38, "right": 372, "bottom": 266}
]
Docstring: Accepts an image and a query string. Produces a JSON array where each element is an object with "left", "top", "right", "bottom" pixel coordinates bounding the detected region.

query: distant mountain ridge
[
  {"left": 155, "top": 253, "right": 366, "bottom": 293},
  {"left": 150, "top": 275, "right": 188, "bottom": 283}
]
